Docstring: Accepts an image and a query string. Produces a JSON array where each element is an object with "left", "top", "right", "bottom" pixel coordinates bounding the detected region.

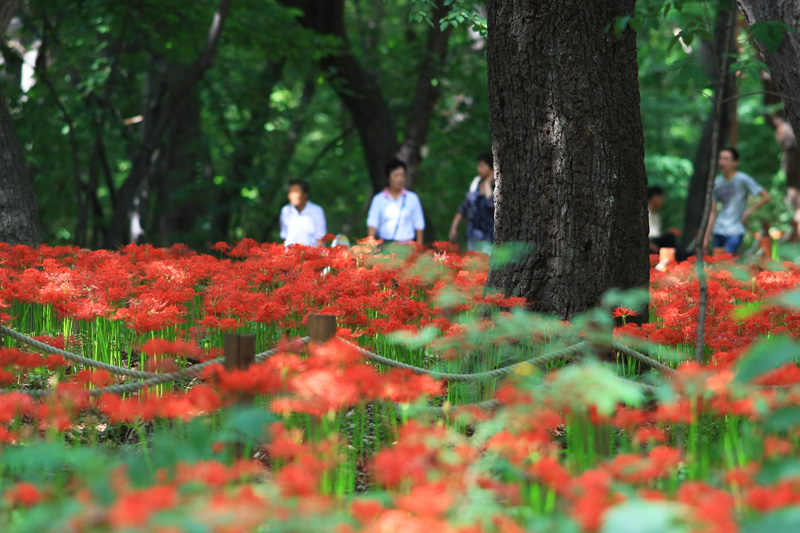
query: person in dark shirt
[{"left": 449, "top": 152, "right": 495, "bottom": 253}]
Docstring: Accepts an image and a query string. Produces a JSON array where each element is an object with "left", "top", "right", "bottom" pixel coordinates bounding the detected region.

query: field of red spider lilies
[{"left": 2, "top": 239, "right": 800, "bottom": 531}]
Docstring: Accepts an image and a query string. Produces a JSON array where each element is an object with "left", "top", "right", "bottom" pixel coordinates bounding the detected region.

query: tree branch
[
  {"left": 103, "top": 0, "right": 233, "bottom": 248},
  {"left": 695, "top": 3, "right": 737, "bottom": 362}
]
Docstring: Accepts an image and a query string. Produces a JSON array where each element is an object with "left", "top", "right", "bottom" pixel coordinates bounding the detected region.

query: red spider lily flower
[
  {"left": 0, "top": 392, "right": 34, "bottom": 423},
  {"left": 764, "top": 436, "right": 793, "bottom": 459},
  {"left": 98, "top": 394, "right": 142, "bottom": 424},
  {"left": 274, "top": 455, "right": 326, "bottom": 497},
  {"left": 756, "top": 363, "right": 800, "bottom": 386},
  {"left": 378, "top": 369, "right": 443, "bottom": 403},
  {"left": 745, "top": 482, "right": 799, "bottom": 512},
  {"left": 267, "top": 423, "right": 307, "bottom": 460},
  {"left": 176, "top": 459, "right": 262, "bottom": 487},
  {"left": 351, "top": 499, "right": 387, "bottom": 524},
  {"left": 528, "top": 456, "right": 571, "bottom": 493},
  {"left": 612, "top": 406, "right": 649, "bottom": 431},
  {"left": 0, "top": 370, "right": 15, "bottom": 385},
  {"left": 361, "top": 510, "right": 456, "bottom": 533},
  {"left": 73, "top": 369, "right": 114, "bottom": 388},
  {"left": 4, "top": 482, "right": 41, "bottom": 507},
  {"left": 108, "top": 485, "right": 178, "bottom": 528},
  {"left": 140, "top": 338, "right": 203, "bottom": 359},
  {"left": 395, "top": 482, "right": 453, "bottom": 517},
  {"left": 725, "top": 463, "right": 758, "bottom": 488},
  {"left": 567, "top": 469, "right": 624, "bottom": 532},
  {"left": 44, "top": 354, "right": 68, "bottom": 370},
  {"left": 638, "top": 489, "right": 667, "bottom": 501},
  {"left": 632, "top": 426, "right": 667, "bottom": 446},
  {"left": 677, "top": 482, "right": 737, "bottom": 533},
  {"left": 655, "top": 398, "right": 695, "bottom": 424},
  {"left": 613, "top": 307, "right": 637, "bottom": 318}
]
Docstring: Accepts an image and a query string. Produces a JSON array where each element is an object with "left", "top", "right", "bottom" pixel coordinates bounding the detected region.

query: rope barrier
[
  {"left": 1, "top": 324, "right": 306, "bottom": 380},
  {"left": 0, "top": 320, "right": 666, "bottom": 406},
  {"left": 338, "top": 338, "right": 585, "bottom": 382},
  {"left": 611, "top": 341, "right": 676, "bottom": 376},
  {"left": 1, "top": 325, "right": 171, "bottom": 379},
  {"left": 1, "top": 332, "right": 307, "bottom": 397}
]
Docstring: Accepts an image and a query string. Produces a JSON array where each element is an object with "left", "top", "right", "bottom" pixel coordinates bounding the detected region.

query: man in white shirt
[
  {"left": 367, "top": 159, "right": 425, "bottom": 245},
  {"left": 280, "top": 179, "right": 326, "bottom": 247}
]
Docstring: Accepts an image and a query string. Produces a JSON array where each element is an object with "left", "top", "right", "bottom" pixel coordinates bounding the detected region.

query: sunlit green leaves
[
  {"left": 387, "top": 325, "right": 440, "bottom": 349},
  {"left": 546, "top": 361, "right": 644, "bottom": 415}
]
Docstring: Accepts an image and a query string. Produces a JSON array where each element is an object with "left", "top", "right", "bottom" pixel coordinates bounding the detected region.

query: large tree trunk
[
  {"left": 737, "top": 1, "right": 800, "bottom": 138},
  {"left": 0, "top": 0, "right": 41, "bottom": 246},
  {"left": 485, "top": 0, "right": 649, "bottom": 320},
  {"left": 681, "top": 2, "right": 738, "bottom": 248}
]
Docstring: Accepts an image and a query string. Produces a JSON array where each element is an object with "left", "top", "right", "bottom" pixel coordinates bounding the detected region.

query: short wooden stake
[
  {"left": 308, "top": 314, "right": 337, "bottom": 344},
  {"left": 224, "top": 333, "right": 255, "bottom": 373},
  {"left": 223, "top": 333, "right": 256, "bottom": 458}
]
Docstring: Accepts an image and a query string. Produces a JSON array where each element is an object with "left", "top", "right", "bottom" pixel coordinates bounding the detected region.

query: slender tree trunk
[
  {"left": 397, "top": 0, "right": 452, "bottom": 188},
  {"left": 485, "top": 0, "right": 648, "bottom": 319},
  {"left": 737, "top": 1, "right": 800, "bottom": 142},
  {"left": 695, "top": 4, "right": 738, "bottom": 362},
  {"left": 283, "top": 0, "right": 451, "bottom": 193},
  {"left": 681, "top": 3, "right": 738, "bottom": 249},
  {"left": 0, "top": 1, "right": 42, "bottom": 245},
  {"left": 102, "top": 0, "right": 232, "bottom": 248},
  {"left": 153, "top": 86, "right": 211, "bottom": 248}
]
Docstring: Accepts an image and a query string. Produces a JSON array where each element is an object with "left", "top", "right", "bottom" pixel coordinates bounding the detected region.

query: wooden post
[
  {"left": 308, "top": 314, "right": 337, "bottom": 344},
  {"left": 223, "top": 333, "right": 255, "bottom": 459},
  {"left": 224, "top": 333, "right": 255, "bottom": 373}
]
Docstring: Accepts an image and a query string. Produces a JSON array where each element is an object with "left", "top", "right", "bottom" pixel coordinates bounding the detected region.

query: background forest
[{"left": 0, "top": 0, "right": 789, "bottom": 250}]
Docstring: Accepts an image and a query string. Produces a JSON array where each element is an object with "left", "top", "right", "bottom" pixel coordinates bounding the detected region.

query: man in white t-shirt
[
  {"left": 703, "top": 148, "right": 771, "bottom": 255},
  {"left": 280, "top": 179, "right": 326, "bottom": 247}
]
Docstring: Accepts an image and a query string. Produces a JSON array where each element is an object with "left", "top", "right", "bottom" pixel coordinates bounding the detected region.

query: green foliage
[
  {"left": 3, "top": 0, "right": 793, "bottom": 250},
  {"left": 750, "top": 20, "right": 798, "bottom": 54},
  {"left": 546, "top": 361, "right": 644, "bottom": 415},
  {"left": 601, "top": 500, "right": 688, "bottom": 533},
  {"left": 734, "top": 337, "right": 800, "bottom": 383},
  {"left": 409, "top": 0, "right": 487, "bottom": 36},
  {"left": 742, "top": 507, "right": 800, "bottom": 533}
]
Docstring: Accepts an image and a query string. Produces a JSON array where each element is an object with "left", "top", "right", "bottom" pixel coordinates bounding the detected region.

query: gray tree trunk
[
  {"left": 738, "top": 1, "right": 800, "bottom": 139},
  {"left": 0, "top": 1, "right": 42, "bottom": 246},
  {"left": 485, "top": 0, "right": 649, "bottom": 320},
  {"left": 681, "top": 2, "right": 738, "bottom": 248}
]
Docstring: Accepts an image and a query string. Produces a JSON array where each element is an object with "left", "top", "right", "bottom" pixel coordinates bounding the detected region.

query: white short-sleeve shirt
[
  {"left": 366, "top": 189, "right": 425, "bottom": 242},
  {"left": 280, "top": 201, "right": 326, "bottom": 246}
]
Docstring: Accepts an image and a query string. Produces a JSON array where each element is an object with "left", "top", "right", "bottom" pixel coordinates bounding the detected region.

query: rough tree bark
[
  {"left": 737, "top": 1, "right": 800, "bottom": 141},
  {"left": 681, "top": 2, "right": 738, "bottom": 249},
  {"left": 0, "top": 0, "right": 42, "bottom": 246},
  {"left": 485, "top": 0, "right": 649, "bottom": 319}
]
